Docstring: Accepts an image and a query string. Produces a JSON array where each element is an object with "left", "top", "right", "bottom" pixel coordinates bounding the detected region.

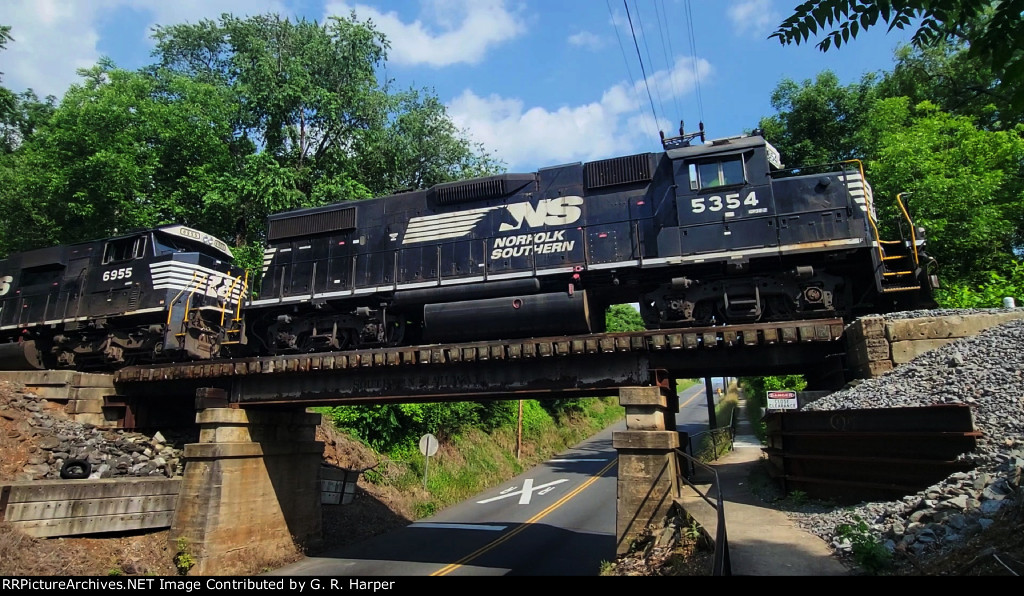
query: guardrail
[{"left": 673, "top": 450, "right": 731, "bottom": 576}]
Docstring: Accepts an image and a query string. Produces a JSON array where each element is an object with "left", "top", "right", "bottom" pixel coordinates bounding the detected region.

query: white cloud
[
  {"left": 2, "top": 0, "right": 107, "bottom": 98},
  {"left": 325, "top": 0, "right": 525, "bottom": 67},
  {"left": 567, "top": 30, "right": 604, "bottom": 51},
  {"left": 727, "top": 0, "right": 780, "bottom": 37},
  {"left": 447, "top": 56, "right": 711, "bottom": 170},
  {"left": 1, "top": 0, "right": 285, "bottom": 99}
]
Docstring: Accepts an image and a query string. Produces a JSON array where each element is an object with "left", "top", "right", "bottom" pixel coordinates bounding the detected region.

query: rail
[
  {"left": 673, "top": 449, "right": 732, "bottom": 576},
  {"left": 681, "top": 410, "right": 737, "bottom": 477}
]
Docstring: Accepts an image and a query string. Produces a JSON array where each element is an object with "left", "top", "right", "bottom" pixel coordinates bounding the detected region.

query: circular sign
[{"left": 419, "top": 433, "right": 439, "bottom": 457}]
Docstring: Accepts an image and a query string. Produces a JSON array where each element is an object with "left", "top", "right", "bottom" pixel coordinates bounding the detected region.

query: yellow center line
[{"left": 431, "top": 457, "right": 619, "bottom": 576}]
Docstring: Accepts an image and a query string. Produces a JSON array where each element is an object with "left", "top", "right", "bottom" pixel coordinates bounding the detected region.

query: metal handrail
[{"left": 674, "top": 449, "right": 732, "bottom": 576}]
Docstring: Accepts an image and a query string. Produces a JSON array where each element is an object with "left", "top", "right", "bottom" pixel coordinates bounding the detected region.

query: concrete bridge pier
[
  {"left": 170, "top": 402, "right": 324, "bottom": 575},
  {"left": 612, "top": 385, "right": 680, "bottom": 555}
]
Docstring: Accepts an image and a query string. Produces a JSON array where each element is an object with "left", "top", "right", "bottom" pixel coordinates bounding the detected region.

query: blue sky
[{"left": 2, "top": 0, "right": 918, "bottom": 173}]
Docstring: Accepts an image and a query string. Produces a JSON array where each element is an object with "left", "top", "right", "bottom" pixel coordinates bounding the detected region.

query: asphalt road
[{"left": 271, "top": 379, "right": 721, "bottom": 576}]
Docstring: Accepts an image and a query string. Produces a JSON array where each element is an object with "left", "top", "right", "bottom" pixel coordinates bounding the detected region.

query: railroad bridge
[{"left": 3, "top": 310, "right": 1023, "bottom": 574}]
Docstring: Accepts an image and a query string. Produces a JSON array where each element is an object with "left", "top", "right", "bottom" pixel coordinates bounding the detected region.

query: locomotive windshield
[{"left": 153, "top": 225, "right": 234, "bottom": 261}]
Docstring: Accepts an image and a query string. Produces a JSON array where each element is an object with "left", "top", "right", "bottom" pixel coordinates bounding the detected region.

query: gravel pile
[
  {"left": 789, "top": 311, "right": 1024, "bottom": 562},
  {"left": 0, "top": 385, "right": 190, "bottom": 481}
]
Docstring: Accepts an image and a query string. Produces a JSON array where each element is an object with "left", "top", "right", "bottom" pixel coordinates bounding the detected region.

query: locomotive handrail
[
  {"left": 166, "top": 271, "right": 200, "bottom": 327},
  {"left": 895, "top": 192, "right": 920, "bottom": 268},
  {"left": 841, "top": 159, "right": 887, "bottom": 267},
  {"left": 175, "top": 271, "right": 209, "bottom": 337}
]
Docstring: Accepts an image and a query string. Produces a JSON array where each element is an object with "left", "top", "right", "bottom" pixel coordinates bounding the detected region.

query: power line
[
  {"left": 632, "top": 1, "right": 667, "bottom": 130},
  {"left": 683, "top": 0, "right": 705, "bottom": 125},
  {"left": 623, "top": 0, "right": 659, "bottom": 134},
  {"left": 655, "top": 0, "right": 683, "bottom": 121}
]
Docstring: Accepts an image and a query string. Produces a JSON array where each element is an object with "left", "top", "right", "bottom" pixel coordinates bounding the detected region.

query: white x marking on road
[{"left": 476, "top": 478, "right": 569, "bottom": 505}]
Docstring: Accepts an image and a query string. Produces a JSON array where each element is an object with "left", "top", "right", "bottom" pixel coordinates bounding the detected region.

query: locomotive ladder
[
  {"left": 876, "top": 192, "right": 924, "bottom": 294},
  {"left": 843, "top": 162, "right": 925, "bottom": 295}
]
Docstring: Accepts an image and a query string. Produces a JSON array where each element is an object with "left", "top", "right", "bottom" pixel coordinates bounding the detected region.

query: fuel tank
[
  {"left": 422, "top": 291, "right": 593, "bottom": 343},
  {"left": 0, "top": 340, "right": 46, "bottom": 370}
]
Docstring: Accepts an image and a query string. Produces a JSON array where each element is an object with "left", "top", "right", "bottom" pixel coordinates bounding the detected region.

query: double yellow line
[{"left": 431, "top": 457, "right": 619, "bottom": 576}]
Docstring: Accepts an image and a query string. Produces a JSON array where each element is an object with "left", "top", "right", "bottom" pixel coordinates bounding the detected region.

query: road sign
[
  {"left": 767, "top": 390, "right": 798, "bottom": 410},
  {"left": 419, "top": 433, "right": 439, "bottom": 457},
  {"left": 419, "top": 433, "right": 439, "bottom": 488}
]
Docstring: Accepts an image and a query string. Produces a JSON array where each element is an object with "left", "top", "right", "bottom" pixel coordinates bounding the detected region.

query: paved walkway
[{"left": 676, "top": 400, "right": 853, "bottom": 576}]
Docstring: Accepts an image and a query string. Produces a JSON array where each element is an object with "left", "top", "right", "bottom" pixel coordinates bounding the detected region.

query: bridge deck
[{"left": 112, "top": 319, "right": 845, "bottom": 406}]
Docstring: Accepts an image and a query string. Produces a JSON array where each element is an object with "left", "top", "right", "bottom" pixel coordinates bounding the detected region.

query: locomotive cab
[{"left": 640, "top": 131, "right": 889, "bottom": 328}]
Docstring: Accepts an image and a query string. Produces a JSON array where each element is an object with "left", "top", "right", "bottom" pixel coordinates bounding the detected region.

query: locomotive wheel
[{"left": 385, "top": 321, "right": 406, "bottom": 347}]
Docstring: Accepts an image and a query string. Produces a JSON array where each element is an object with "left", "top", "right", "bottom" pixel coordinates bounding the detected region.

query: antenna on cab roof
[{"left": 660, "top": 120, "right": 706, "bottom": 150}]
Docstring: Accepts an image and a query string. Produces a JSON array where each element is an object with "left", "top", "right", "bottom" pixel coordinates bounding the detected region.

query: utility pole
[{"left": 704, "top": 377, "right": 717, "bottom": 429}]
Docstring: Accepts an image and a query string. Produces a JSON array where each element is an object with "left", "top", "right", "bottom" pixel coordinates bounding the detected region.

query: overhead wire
[
  {"left": 655, "top": 0, "right": 683, "bottom": 121},
  {"left": 631, "top": 1, "right": 667, "bottom": 130},
  {"left": 606, "top": 0, "right": 651, "bottom": 140},
  {"left": 683, "top": 0, "right": 705, "bottom": 126},
  {"left": 622, "top": 0, "right": 660, "bottom": 137}
]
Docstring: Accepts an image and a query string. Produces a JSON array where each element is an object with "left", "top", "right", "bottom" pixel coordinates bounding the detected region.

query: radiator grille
[
  {"left": 267, "top": 207, "right": 356, "bottom": 241},
  {"left": 435, "top": 179, "right": 506, "bottom": 205},
  {"left": 431, "top": 174, "right": 536, "bottom": 206},
  {"left": 584, "top": 154, "right": 653, "bottom": 189}
]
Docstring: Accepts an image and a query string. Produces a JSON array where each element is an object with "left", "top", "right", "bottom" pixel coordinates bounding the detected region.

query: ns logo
[{"left": 499, "top": 196, "right": 584, "bottom": 232}]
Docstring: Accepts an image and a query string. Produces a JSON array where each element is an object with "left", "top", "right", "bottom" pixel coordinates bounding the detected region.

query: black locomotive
[
  {"left": 251, "top": 129, "right": 936, "bottom": 354},
  {"left": 0, "top": 225, "right": 248, "bottom": 370},
  {"left": 0, "top": 130, "right": 937, "bottom": 369}
]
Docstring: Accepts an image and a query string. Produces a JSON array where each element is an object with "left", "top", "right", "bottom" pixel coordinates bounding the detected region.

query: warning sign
[{"left": 767, "top": 390, "right": 798, "bottom": 410}]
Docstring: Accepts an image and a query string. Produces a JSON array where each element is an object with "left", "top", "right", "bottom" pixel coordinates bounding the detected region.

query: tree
[
  {"left": 149, "top": 12, "right": 501, "bottom": 245},
  {"left": 769, "top": 1, "right": 1024, "bottom": 108},
  {"left": 0, "top": 62, "right": 242, "bottom": 253},
  {"left": 0, "top": 12, "right": 501, "bottom": 257},
  {"left": 863, "top": 98, "right": 1024, "bottom": 284},
  {"left": 605, "top": 304, "right": 645, "bottom": 332},
  {"left": 877, "top": 38, "right": 1022, "bottom": 130},
  {"left": 758, "top": 70, "right": 879, "bottom": 166}
]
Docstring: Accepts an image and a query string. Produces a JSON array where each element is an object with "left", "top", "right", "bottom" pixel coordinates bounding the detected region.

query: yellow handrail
[
  {"left": 167, "top": 271, "right": 200, "bottom": 326},
  {"left": 895, "top": 192, "right": 920, "bottom": 267},
  {"left": 220, "top": 273, "right": 245, "bottom": 327},
  {"left": 840, "top": 159, "right": 886, "bottom": 266}
]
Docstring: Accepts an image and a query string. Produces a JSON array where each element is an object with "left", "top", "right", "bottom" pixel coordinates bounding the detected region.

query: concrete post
[
  {"left": 170, "top": 407, "right": 324, "bottom": 575},
  {"left": 612, "top": 385, "right": 680, "bottom": 555}
]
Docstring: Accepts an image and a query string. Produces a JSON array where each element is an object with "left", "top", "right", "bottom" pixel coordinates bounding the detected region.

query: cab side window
[
  {"left": 102, "top": 236, "right": 147, "bottom": 264},
  {"left": 688, "top": 155, "right": 745, "bottom": 190}
]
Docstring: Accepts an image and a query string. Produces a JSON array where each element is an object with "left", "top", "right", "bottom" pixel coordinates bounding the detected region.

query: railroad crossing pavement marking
[
  {"left": 433, "top": 458, "right": 618, "bottom": 576},
  {"left": 476, "top": 478, "right": 569, "bottom": 505}
]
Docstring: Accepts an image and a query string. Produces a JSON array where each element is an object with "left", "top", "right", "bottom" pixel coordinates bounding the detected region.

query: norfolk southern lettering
[{"left": 0, "top": 130, "right": 938, "bottom": 371}]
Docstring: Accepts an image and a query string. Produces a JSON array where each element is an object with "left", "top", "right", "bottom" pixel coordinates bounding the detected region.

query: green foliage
[
  {"left": 0, "top": 12, "right": 501, "bottom": 258},
  {"left": 758, "top": 70, "right": 879, "bottom": 166},
  {"left": 518, "top": 399, "right": 555, "bottom": 439},
  {"left": 864, "top": 99, "right": 1024, "bottom": 285},
  {"left": 836, "top": 515, "right": 893, "bottom": 574},
  {"left": 605, "top": 303, "right": 645, "bottom": 332},
  {"left": 770, "top": 1, "right": 1024, "bottom": 109},
  {"left": 322, "top": 401, "right": 483, "bottom": 451},
  {"left": 935, "top": 261, "right": 1024, "bottom": 308},
  {"left": 173, "top": 537, "right": 195, "bottom": 575}
]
